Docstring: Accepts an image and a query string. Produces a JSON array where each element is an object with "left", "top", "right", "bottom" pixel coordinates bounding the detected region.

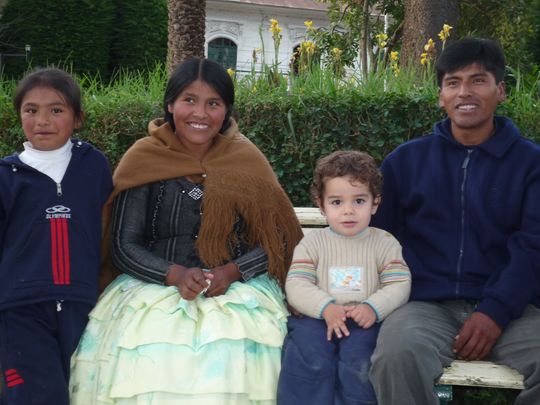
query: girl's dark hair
[
  {"left": 436, "top": 37, "right": 506, "bottom": 87},
  {"left": 310, "top": 150, "right": 383, "bottom": 208},
  {"left": 164, "top": 58, "right": 235, "bottom": 133},
  {"left": 13, "top": 67, "right": 83, "bottom": 123}
]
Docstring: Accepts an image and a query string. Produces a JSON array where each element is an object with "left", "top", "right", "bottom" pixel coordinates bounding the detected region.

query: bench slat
[
  {"left": 294, "top": 207, "right": 326, "bottom": 226},
  {"left": 438, "top": 360, "right": 524, "bottom": 389}
]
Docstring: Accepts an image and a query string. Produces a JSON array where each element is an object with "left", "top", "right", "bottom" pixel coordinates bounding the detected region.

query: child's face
[
  {"left": 320, "top": 175, "right": 379, "bottom": 237},
  {"left": 20, "top": 86, "right": 81, "bottom": 151}
]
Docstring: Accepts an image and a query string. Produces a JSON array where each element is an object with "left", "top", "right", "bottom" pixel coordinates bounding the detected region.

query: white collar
[{"left": 22, "top": 139, "right": 73, "bottom": 160}]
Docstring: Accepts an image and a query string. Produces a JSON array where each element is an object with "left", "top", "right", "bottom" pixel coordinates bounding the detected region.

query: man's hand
[
  {"left": 322, "top": 303, "right": 350, "bottom": 341},
  {"left": 453, "top": 312, "right": 502, "bottom": 360},
  {"left": 345, "top": 303, "right": 377, "bottom": 328}
]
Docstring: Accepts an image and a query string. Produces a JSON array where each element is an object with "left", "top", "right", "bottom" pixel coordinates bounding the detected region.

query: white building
[{"left": 206, "top": 0, "right": 329, "bottom": 75}]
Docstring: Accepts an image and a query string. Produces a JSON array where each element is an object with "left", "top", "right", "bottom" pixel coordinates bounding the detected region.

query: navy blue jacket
[
  {"left": 372, "top": 117, "right": 540, "bottom": 329},
  {"left": 0, "top": 140, "right": 113, "bottom": 310}
]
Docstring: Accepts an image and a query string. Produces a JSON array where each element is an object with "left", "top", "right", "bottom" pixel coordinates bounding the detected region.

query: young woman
[{"left": 69, "top": 58, "right": 303, "bottom": 404}]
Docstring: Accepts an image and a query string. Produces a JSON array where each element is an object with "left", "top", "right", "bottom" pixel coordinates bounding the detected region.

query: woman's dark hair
[
  {"left": 13, "top": 67, "right": 83, "bottom": 123},
  {"left": 164, "top": 58, "right": 235, "bottom": 133},
  {"left": 436, "top": 38, "right": 506, "bottom": 87},
  {"left": 310, "top": 150, "right": 383, "bottom": 208}
]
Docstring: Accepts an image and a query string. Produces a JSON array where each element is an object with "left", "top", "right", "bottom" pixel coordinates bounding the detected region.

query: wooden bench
[{"left": 293, "top": 207, "right": 525, "bottom": 400}]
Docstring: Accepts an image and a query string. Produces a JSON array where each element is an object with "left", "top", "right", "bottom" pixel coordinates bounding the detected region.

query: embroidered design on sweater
[{"left": 329, "top": 266, "right": 364, "bottom": 293}]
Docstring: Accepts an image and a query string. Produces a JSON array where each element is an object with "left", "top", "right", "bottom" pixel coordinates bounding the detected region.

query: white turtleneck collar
[{"left": 19, "top": 139, "right": 73, "bottom": 183}]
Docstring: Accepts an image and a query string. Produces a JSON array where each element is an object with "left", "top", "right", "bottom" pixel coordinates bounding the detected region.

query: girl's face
[
  {"left": 20, "top": 86, "right": 81, "bottom": 151},
  {"left": 320, "top": 175, "right": 379, "bottom": 237},
  {"left": 167, "top": 79, "right": 227, "bottom": 160}
]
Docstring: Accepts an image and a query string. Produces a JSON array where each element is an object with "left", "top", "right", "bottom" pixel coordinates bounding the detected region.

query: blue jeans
[{"left": 277, "top": 315, "right": 379, "bottom": 405}]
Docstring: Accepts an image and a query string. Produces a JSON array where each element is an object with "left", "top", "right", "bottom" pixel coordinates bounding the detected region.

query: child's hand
[
  {"left": 322, "top": 303, "right": 350, "bottom": 340},
  {"left": 345, "top": 303, "right": 377, "bottom": 328}
]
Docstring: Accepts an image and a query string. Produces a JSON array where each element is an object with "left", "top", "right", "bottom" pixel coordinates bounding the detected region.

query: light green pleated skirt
[{"left": 69, "top": 273, "right": 288, "bottom": 404}]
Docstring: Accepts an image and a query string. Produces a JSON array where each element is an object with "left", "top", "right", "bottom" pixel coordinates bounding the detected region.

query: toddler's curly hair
[{"left": 310, "top": 150, "right": 383, "bottom": 207}]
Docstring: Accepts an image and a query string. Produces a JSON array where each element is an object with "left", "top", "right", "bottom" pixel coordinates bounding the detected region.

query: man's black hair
[{"left": 436, "top": 38, "right": 506, "bottom": 87}]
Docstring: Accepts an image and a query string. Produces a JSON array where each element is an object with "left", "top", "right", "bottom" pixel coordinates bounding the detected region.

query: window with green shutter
[{"left": 208, "top": 38, "right": 237, "bottom": 70}]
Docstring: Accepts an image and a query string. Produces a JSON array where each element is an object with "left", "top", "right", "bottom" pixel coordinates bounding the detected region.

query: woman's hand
[
  {"left": 204, "top": 261, "right": 242, "bottom": 297},
  {"left": 165, "top": 264, "right": 212, "bottom": 300}
]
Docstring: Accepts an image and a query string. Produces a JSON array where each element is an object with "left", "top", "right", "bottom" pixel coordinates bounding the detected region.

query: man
[{"left": 370, "top": 37, "right": 540, "bottom": 404}]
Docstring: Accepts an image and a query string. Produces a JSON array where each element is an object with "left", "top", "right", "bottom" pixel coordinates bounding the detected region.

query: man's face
[{"left": 439, "top": 63, "right": 506, "bottom": 145}]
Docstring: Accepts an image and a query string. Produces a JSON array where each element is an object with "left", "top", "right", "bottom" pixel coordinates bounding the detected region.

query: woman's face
[{"left": 167, "top": 79, "right": 227, "bottom": 159}]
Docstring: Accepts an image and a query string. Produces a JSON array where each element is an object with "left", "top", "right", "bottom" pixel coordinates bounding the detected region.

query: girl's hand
[
  {"left": 345, "top": 303, "right": 377, "bottom": 328},
  {"left": 322, "top": 303, "right": 350, "bottom": 340},
  {"left": 203, "top": 261, "right": 241, "bottom": 297},
  {"left": 165, "top": 264, "right": 209, "bottom": 300}
]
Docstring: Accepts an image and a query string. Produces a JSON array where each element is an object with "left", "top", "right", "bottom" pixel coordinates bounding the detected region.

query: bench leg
[{"left": 435, "top": 385, "right": 453, "bottom": 404}]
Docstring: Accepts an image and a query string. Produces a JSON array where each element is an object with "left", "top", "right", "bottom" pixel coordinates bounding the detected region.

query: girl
[
  {"left": 0, "top": 68, "right": 112, "bottom": 405},
  {"left": 277, "top": 150, "right": 411, "bottom": 404}
]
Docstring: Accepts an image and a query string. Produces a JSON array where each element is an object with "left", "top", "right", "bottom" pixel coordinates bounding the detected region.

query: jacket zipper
[
  {"left": 456, "top": 149, "right": 473, "bottom": 297},
  {"left": 56, "top": 182, "right": 63, "bottom": 196}
]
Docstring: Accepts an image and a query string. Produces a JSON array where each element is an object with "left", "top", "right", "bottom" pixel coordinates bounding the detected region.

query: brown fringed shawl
[{"left": 99, "top": 118, "right": 303, "bottom": 289}]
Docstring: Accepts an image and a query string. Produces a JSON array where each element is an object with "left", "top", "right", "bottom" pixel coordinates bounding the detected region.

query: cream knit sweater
[{"left": 286, "top": 227, "right": 411, "bottom": 320}]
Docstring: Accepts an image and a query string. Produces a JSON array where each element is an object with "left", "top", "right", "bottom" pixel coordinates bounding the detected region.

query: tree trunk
[
  {"left": 167, "top": 0, "right": 206, "bottom": 73},
  {"left": 360, "top": 0, "right": 370, "bottom": 78},
  {"left": 401, "top": 0, "right": 458, "bottom": 68}
]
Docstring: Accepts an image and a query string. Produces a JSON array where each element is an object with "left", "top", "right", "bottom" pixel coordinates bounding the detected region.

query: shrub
[
  {"left": 0, "top": 0, "right": 114, "bottom": 78},
  {"left": 1, "top": 66, "right": 538, "bottom": 208},
  {"left": 108, "top": 0, "right": 168, "bottom": 74}
]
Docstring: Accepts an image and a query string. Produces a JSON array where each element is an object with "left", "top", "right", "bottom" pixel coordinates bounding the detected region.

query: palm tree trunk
[{"left": 167, "top": 0, "right": 206, "bottom": 73}]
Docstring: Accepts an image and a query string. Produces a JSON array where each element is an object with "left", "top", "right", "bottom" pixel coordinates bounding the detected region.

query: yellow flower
[
  {"left": 227, "top": 68, "right": 235, "bottom": 78},
  {"left": 390, "top": 51, "right": 399, "bottom": 62},
  {"left": 376, "top": 33, "right": 388, "bottom": 48},
  {"left": 331, "top": 47, "right": 342, "bottom": 59},
  {"left": 301, "top": 40, "right": 316, "bottom": 56},
  {"left": 252, "top": 85, "right": 257, "bottom": 93},
  {"left": 304, "top": 20, "right": 314, "bottom": 30},
  {"left": 421, "top": 38, "right": 436, "bottom": 66},
  {"left": 438, "top": 24, "right": 453, "bottom": 42},
  {"left": 424, "top": 38, "right": 435, "bottom": 53},
  {"left": 269, "top": 18, "right": 282, "bottom": 36}
]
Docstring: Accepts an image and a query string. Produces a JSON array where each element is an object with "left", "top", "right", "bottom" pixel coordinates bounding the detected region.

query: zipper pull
[
  {"left": 56, "top": 183, "right": 62, "bottom": 196},
  {"left": 56, "top": 300, "right": 64, "bottom": 312}
]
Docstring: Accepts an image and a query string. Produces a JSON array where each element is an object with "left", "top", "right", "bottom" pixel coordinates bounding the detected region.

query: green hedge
[
  {"left": 0, "top": 0, "right": 115, "bottom": 77},
  {"left": 236, "top": 90, "right": 444, "bottom": 205},
  {"left": 1, "top": 69, "right": 538, "bottom": 207},
  {"left": 0, "top": 0, "right": 168, "bottom": 79},
  {"left": 108, "top": 0, "right": 168, "bottom": 73}
]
